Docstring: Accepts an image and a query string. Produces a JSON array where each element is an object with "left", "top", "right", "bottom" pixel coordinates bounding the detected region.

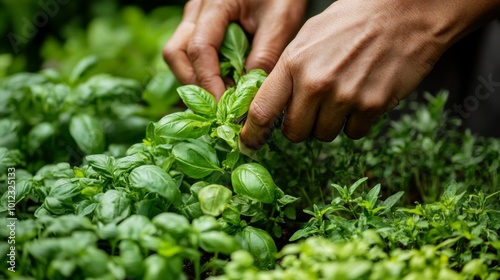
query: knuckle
[
  {"left": 302, "top": 74, "right": 332, "bottom": 96},
  {"left": 248, "top": 101, "right": 275, "bottom": 128},
  {"left": 162, "top": 44, "right": 176, "bottom": 64},
  {"left": 250, "top": 49, "right": 280, "bottom": 72},
  {"left": 358, "top": 98, "right": 386, "bottom": 117},
  {"left": 334, "top": 91, "right": 354, "bottom": 108},
  {"left": 186, "top": 41, "right": 206, "bottom": 61}
]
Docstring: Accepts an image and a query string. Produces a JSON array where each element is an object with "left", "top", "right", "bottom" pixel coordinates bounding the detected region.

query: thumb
[{"left": 241, "top": 61, "right": 293, "bottom": 150}]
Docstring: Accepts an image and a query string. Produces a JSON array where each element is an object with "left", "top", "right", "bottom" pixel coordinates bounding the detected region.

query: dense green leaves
[{"left": 3, "top": 20, "right": 500, "bottom": 280}]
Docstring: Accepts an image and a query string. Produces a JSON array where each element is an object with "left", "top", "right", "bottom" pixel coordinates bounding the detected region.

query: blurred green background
[{"left": 0, "top": 0, "right": 186, "bottom": 79}]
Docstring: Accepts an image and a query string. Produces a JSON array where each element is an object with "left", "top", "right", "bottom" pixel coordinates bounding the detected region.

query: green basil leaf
[
  {"left": 27, "top": 122, "right": 55, "bottom": 154},
  {"left": 0, "top": 179, "right": 33, "bottom": 212},
  {"left": 117, "top": 215, "right": 156, "bottom": 241},
  {"left": 238, "top": 69, "right": 267, "bottom": 88},
  {"left": 42, "top": 215, "right": 94, "bottom": 236},
  {"left": 222, "top": 204, "right": 241, "bottom": 226},
  {"left": 43, "top": 197, "right": 73, "bottom": 216},
  {"left": 70, "top": 56, "right": 98, "bottom": 83},
  {"left": 216, "top": 88, "right": 235, "bottom": 123},
  {"left": 86, "top": 154, "right": 115, "bottom": 178},
  {"left": 192, "top": 215, "right": 221, "bottom": 233},
  {"left": 177, "top": 85, "right": 217, "bottom": 118},
  {"left": 155, "top": 112, "right": 212, "bottom": 140},
  {"left": 216, "top": 124, "right": 239, "bottom": 148},
  {"left": 220, "top": 23, "right": 249, "bottom": 79},
  {"left": 48, "top": 179, "right": 81, "bottom": 202},
  {"left": 129, "top": 165, "right": 181, "bottom": 207},
  {"left": 78, "top": 247, "right": 109, "bottom": 277},
  {"left": 143, "top": 255, "right": 173, "bottom": 280},
  {"left": 70, "top": 114, "right": 105, "bottom": 155},
  {"left": 228, "top": 86, "right": 258, "bottom": 119},
  {"left": 172, "top": 140, "right": 221, "bottom": 179},
  {"left": 198, "top": 184, "right": 232, "bottom": 216},
  {"left": 235, "top": 226, "right": 277, "bottom": 270},
  {"left": 223, "top": 149, "right": 240, "bottom": 170},
  {"left": 231, "top": 163, "right": 276, "bottom": 204},
  {"left": 95, "top": 190, "right": 131, "bottom": 224},
  {"left": 199, "top": 231, "right": 239, "bottom": 255},
  {"left": 119, "top": 240, "right": 144, "bottom": 277},
  {"left": 152, "top": 212, "right": 191, "bottom": 239},
  {"left": 0, "top": 148, "right": 24, "bottom": 174},
  {"left": 114, "top": 154, "right": 146, "bottom": 176}
]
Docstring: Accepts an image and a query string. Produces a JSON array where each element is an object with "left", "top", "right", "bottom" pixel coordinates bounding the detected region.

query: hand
[
  {"left": 163, "top": 0, "right": 307, "bottom": 99},
  {"left": 240, "top": 0, "right": 500, "bottom": 149}
]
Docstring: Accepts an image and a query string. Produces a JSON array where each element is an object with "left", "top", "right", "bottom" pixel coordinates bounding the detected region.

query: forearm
[{"left": 395, "top": 0, "right": 500, "bottom": 48}]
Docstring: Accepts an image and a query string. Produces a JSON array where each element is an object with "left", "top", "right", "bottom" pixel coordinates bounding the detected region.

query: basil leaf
[
  {"left": 235, "top": 226, "right": 277, "bottom": 270},
  {"left": 70, "top": 114, "right": 105, "bottom": 155},
  {"left": 95, "top": 190, "right": 131, "bottom": 224},
  {"left": 215, "top": 124, "right": 238, "bottom": 148},
  {"left": 27, "top": 122, "right": 55, "bottom": 154},
  {"left": 216, "top": 88, "right": 235, "bottom": 123},
  {"left": 192, "top": 215, "right": 222, "bottom": 233},
  {"left": 119, "top": 240, "right": 143, "bottom": 277},
  {"left": 198, "top": 184, "right": 232, "bottom": 216},
  {"left": 231, "top": 163, "right": 276, "bottom": 204},
  {"left": 48, "top": 179, "right": 81, "bottom": 202},
  {"left": 129, "top": 165, "right": 181, "bottom": 207},
  {"left": 152, "top": 212, "right": 191, "bottom": 239},
  {"left": 177, "top": 85, "right": 217, "bottom": 118},
  {"left": 155, "top": 112, "right": 212, "bottom": 140},
  {"left": 172, "top": 140, "right": 221, "bottom": 179},
  {"left": 199, "top": 231, "right": 239, "bottom": 255},
  {"left": 220, "top": 23, "right": 249, "bottom": 79},
  {"left": 69, "top": 56, "right": 98, "bottom": 83},
  {"left": 117, "top": 215, "right": 156, "bottom": 241},
  {"left": 86, "top": 154, "right": 115, "bottom": 178},
  {"left": 228, "top": 86, "right": 258, "bottom": 119},
  {"left": 114, "top": 154, "right": 146, "bottom": 176}
]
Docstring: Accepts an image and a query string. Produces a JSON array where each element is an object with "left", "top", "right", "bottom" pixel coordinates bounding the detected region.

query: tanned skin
[{"left": 164, "top": 0, "right": 500, "bottom": 149}]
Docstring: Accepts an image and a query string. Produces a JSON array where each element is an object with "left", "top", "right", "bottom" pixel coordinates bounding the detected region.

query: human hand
[
  {"left": 240, "top": 0, "right": 500, "bottom": 149},
  {"left": 163, "top": 0, "right": 307, "bottom": 100}
]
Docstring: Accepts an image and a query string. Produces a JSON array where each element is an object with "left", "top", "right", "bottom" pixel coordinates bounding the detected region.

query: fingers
[
  {"left": 343, "top": 95, "right": 398, "bottom": 139},
  {"left": 245, "top": 9, "right": 304, "bottom": 74},
  {"left": 240, "top": 62, "right": 293, "bottom": 149},
  {"left": 280, "top": 84, "right": 321, "bottom": 143},
  {"left": 163, "top": 0, "right": 202, "bottom": 85},
  {"left": 188, "top": 1, "right": 240, "bottom": 99},
  {"left": 313, "top": 101, "right": 348, "bottom": 142}
]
